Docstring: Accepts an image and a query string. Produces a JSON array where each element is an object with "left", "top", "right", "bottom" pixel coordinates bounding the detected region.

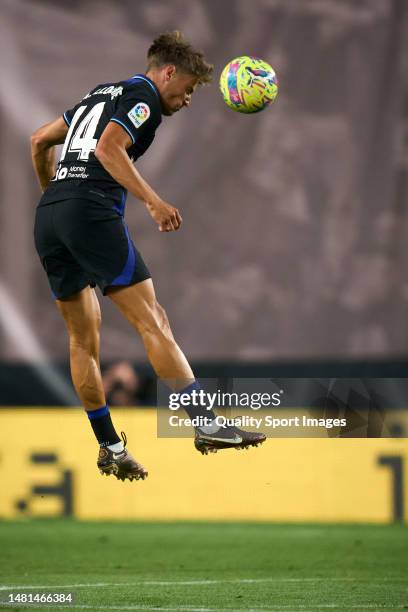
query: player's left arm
[{"left": 31, "top": 116, "right": 68, "bottom": 191}]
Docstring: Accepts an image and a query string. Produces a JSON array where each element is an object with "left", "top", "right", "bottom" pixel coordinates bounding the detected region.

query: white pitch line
[{"left": 1, "top": 576, "right": 401, "bottom": 591}]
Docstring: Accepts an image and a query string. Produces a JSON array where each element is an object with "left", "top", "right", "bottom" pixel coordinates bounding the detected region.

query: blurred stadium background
[{"left": 1, "top": 0, "right": 408, "bottom": 532}]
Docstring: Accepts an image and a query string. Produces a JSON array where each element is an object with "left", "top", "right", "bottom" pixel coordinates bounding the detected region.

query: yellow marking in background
[{"left": 0, "top": 409, "right": 407, "bottom": 522}]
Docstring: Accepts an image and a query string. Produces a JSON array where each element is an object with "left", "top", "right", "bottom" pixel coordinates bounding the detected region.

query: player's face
[{"left": 160, "top": 71, "right": 199, "bottom": 116}]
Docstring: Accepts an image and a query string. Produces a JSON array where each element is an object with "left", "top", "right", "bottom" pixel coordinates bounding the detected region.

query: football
[{"left": 219, "top": 55, "right": 278, "bottom": 113}]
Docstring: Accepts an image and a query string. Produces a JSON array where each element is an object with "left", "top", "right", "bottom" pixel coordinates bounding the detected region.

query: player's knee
[
  {"left": 70, "top": 333, "right": 98, "bottom": 356},
  {"left": 138, "top": 300, "right": 172, "bottom": 339},
  {"left": 68, "top": 315, "right": 101, "bottom": 354}
]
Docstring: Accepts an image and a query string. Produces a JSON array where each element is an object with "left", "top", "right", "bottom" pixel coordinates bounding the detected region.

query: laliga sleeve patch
[{"left": 127, "top": 102, "right": 151, "bottom": 129}]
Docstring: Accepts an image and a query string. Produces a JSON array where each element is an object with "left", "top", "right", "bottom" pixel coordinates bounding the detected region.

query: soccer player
[{"left": 32, "top": 31, "right": 266, "bottom": 482}]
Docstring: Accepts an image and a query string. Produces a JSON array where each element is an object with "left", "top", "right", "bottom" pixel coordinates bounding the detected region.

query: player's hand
[{"left": 146, "top": 198, "right": 183, "bottom": 232}]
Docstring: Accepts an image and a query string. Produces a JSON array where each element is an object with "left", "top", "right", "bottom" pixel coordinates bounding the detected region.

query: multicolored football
[{"left": 219, "top": 56, "right": 278, "bottom": 113}]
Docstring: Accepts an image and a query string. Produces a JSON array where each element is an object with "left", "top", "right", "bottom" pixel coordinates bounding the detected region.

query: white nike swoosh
[
  {"left": 203, "top": 434, "right": 243, "bottom": 444},
  {"left": 112, "top": 451, "right": 126, "bottom": 460}
]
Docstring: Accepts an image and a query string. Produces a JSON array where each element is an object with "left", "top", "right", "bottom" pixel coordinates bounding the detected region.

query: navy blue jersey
[{"left": 39, "top": 74, "right": 162, "bottom": 213}]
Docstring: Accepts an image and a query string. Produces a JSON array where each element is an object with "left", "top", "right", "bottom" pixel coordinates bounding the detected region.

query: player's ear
[{"left": 164, "top": 65, "right": 177, "bottom": 81}]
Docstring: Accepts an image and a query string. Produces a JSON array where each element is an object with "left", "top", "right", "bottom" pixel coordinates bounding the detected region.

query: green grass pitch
[{"left": 0, "top": 521, "right": 407, "bottom": 611}]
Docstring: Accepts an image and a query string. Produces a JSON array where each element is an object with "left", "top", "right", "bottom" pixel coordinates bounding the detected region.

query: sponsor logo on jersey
[
  {"left": 127, "top": 102, "right": 150, "bottom": 128},
  {"left": 52, "top": 165, "right": 89, "bottom": 181},
  {"left": 83, "top": 85, "right": 123, "bottom": 100}
]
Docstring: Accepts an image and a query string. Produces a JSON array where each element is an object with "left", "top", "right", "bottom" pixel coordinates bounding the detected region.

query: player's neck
[{"left": 145, "top": 70, "right": 161, "bottom": 90}]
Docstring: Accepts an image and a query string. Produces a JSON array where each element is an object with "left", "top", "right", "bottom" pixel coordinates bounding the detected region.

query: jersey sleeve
[
  {"left": 62, "top": 105, "right": 76, "bottom": 127},
  {"left": 110, "top": 87, "right": 159, "bottom": 145}
]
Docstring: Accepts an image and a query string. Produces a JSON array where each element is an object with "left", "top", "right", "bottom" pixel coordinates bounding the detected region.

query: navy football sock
[
  {"left": 86, "top": 405, "right": 121, "bottom": 447},
  {"left": 178, "top": 381, "right": 217, "bottom": 421}
]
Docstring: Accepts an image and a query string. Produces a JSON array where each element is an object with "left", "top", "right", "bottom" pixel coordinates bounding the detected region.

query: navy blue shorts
[{"left": 34, "top": 198, "right": 151, "bottom": 299}]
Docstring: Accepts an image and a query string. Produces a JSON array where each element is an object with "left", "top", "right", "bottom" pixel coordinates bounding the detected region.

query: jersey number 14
[{"left": 60, "top": 102, "right": 106, "bottom": 162}]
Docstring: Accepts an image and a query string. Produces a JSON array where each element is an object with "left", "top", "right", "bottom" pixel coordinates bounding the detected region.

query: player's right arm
[
  {"left": 95, "top": 123, "right": 182, "bottom": 233},
  {"left": 31, "top": 117, "right": 68, "bottom": 191}
]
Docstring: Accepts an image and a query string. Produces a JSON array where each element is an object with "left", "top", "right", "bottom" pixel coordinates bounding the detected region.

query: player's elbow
[
  {"left": 30, "top": 129, "right": 48, "bottom": 152},
  {"left": 30, "top": 131, "right": 43, "bottom": 150}
]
